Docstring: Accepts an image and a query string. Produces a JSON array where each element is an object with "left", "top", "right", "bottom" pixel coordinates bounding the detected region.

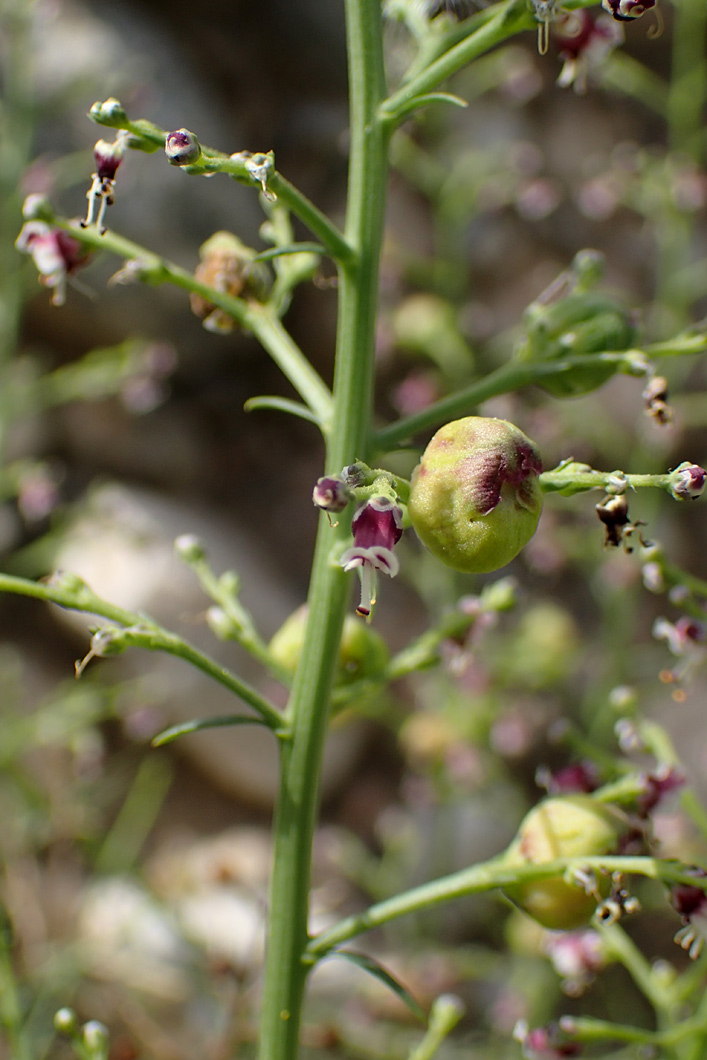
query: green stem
[
  {"left": 257, "top": 1, "right": 389, "bottom": 1057},
  {"left": 539, "top": 467, "right": 683, "bottom": 495},
  {"left": 307, "top": 855, "right": 700, "bottom": 957},
  {"left": 597, "top": 921, "right": 678, "bottom": 1020},
  {"left": 374, "top": 353, "right": 639, "bottom": 449},
  {"left": 54, "top": 218, "right": 333, "bottom": 424},
  {"left": 667, "top": 0, "right": 707, "bottom": 161},
  {"left": 0, "top": 572, "right": 283, "bottom": 730}
]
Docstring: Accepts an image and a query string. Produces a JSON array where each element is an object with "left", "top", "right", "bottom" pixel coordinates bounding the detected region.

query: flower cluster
[{"left": 313, "top": 466, "right": 405, "bottom": 621}]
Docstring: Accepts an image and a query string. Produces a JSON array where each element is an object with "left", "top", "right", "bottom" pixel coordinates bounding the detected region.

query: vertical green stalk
[
  {"left": 257, "top": 1, "right": 389, "bottom": 1058},
  {"left": 666, "top": 0, "right": 707, "bottom": 161}
]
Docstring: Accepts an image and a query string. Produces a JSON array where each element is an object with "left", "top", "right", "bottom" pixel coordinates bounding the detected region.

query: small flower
[
  {"left": 544, "top": 929, "right": 605, "bottom": 996},
  {"left": 642, "top": 375, "right": 673, "bottom": 425},
  {"left": 595, "top": 494, "right": 645, "bottom": 551},
  {"left": 536, "top": 760, "right": 601, "bottom": 795},
  {"left": 513, "top": 1020, "right": 581, "bottom": 1059},
  {"left": 653, "top": 615, "right": 706, "bottom": 684},
  {"left": 553, "top": 10, "right": 623, "bottom": 93},
  {"left": 653, "top": 616, "right": 706, "bottom": 656},
  {"left": 312, "top": 475, "right": 352, "bottom": 514},
  {"left": 601, "top": 0, "right": 655, "bottom": 20},
  {"left": 668, "top": 462, "right": 706, "bottom": 501},
  {"left": 165, "top": 128, "right": 201, "bottom": 167},
  {"left": 636, "top": 765, "right": 685, "bottom": 817},
  {"left": 671, "top": 868, "right": 707, "bottom": 959},
  {"left": 15, "top": 221, "right": 90, "bottom": 306},
  {"left": 81, "top": 135, "right": 127, "bottom": 232},
  {"left": 340, "top": 496, "right": 403, "bottom": 620}
]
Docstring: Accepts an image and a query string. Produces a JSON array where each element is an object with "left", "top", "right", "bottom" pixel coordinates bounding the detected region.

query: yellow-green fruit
[
  {"left": 269, "top": 605, "right": 389, "bottom": 685},
  {"left": 408, "top": 417, "right": 543, "bottom": 574},
  {"left": 501, "top": 795, "right": 626, "bottom": 930}
]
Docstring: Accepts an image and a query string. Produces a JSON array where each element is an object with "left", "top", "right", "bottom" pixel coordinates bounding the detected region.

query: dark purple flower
[
  {"left": 15, "top": 221, "right": 90, "bottom": 306},
  {"left": 82, "top": 136, "right": 126, "bottom": 232},
  {"left": 671, "top": 868, "right": 707, "bottom": 959},
  {"left": 636, "top": 766, "right": 685, "bottom": 816},
  {"left": 340, "top": 496, "right": 403, "bottom": 619},
  {"left": 601, "top": 0, "right": 655, "bottom": 20},
  {"left": 536, "top": 760, "right": 601, "bottom": 795},
  {"left": 553, "top": 10, "right": 623, "bottom": 93}
]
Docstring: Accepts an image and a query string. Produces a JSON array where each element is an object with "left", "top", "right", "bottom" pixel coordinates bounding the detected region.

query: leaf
[
  {"left": 393, "top": 92, "right": 468, "bottom": 121},
  {"left": 332, "top": 950, "right": 425, "bottom": 1021},
  {"left": 152, "top": 714, "right": 270, "bottom": 747},
  {"left": 244, "top": 395, "right": 321, "bottom": 425},
  {"left": 254, "top": 243, "right": 323, "bottom": 262}
]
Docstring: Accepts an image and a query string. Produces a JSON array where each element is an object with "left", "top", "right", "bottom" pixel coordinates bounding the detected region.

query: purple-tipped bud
[
  {"left": 93, "top": 138, "right": 124, "bottom": 181},
  {"left": 165, "top": 128, "right": 201, "bottom": 167},
  {"left": 408, "top": 417, "right": 543, "bottom": 574},
  {"left": 312, "top": 475, "right": 351, "bottom": 513},
  {"left": 669, "top": 462, "right": 706, "bottom": 500},
  {"left": 601, "top": 0, "right": 655, "bottom": 19}
]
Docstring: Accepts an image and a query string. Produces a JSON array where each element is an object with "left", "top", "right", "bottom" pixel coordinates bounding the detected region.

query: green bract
[
  {"left": 408, "top": 417, "right": 543, "bottom": 574},
  {"left": 501, "top": 795, "right": 628, "bottom": 930}
]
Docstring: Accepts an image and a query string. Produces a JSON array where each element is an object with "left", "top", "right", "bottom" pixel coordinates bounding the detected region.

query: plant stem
[
  {"left": 54, "top": 218, "right": 333, "bottom": 424},
  {"left": 307, "top": 855, "right": 700, "bottom": 957},
  {"left": 256, "top": 0, "right": 389, "bottom": 1057},
  {"left": 0, "top": 571, "right": 283, "bottom": 730}
]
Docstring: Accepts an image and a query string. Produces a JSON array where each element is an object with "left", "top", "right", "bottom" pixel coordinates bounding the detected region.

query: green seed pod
[
  {"left": 501, "top": 795, "right": 627, "bottom": 930},
  {"left": 269, "top": 605, "right": 389, "bottom": 686},
  {"left": 408, "top": 417, "right": 543, "bottom": 574},
  {"left": 518, "top": 259, "right": 639, "bottom": 396}
]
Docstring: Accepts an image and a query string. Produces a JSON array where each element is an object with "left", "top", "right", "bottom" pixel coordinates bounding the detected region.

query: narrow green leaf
[
  {"left": 332, "top": 950, "right": 425, "bottom": 1021},
  {"left": 254, "top": 243, "right": 324, "bottom": 262},
  {"left": 392, "top": 92, "right": 468, "bottom": 121},
  {"left": 152, "top": 714, "right": 270, "bottom": 747},
  {"left": 244, "top": 395, "right": 322, "bottom": 425}
]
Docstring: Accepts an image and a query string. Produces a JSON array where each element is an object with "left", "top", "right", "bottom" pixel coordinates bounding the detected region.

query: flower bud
[
  {"left": 89, "top": 97, "right": 128, "bottom": 127},
  {"left": 269, "top": 604, "right": 389, "bottom": 686},
  {"left": 312, "top": 475, "right": 351, "bottom": 513},
  {"left": 501, "top": 795, "right": 628, "bottom": 930},
  {"left": 22, "top": 193, "right": 55, "bottom": 223},
  {"left": 54, "top": 1007, "right": 78, "bottom": 1035},
  {"left": 165, "top": 128, "right": 201, "bottom": 167},
  {"left": 408, "top": 417, "right": 543, "bottom": 574},
  {"left": 668, "top": 462, "right": 706, "bottom": 501},
  {"left": 174, "top": 533, "right": 206, "bottom": 564},
  {"left": 82, "top": 1019, "right": 109, "bottom": 1056}
]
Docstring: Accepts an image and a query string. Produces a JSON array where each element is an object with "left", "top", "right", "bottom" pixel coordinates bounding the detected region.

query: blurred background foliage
[{"left": 1, "top": 0, "right": 707, "bottom": 1056}]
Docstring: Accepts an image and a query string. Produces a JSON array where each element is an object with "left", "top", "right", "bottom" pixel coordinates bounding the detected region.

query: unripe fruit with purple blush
[{"left": 408, "top": 417, "right": 543, "bottom": 574}]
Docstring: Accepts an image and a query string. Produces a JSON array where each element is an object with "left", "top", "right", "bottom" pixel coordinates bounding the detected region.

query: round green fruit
[{"left": 408, "top": 417, "right": 543, "bottom": 574}]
